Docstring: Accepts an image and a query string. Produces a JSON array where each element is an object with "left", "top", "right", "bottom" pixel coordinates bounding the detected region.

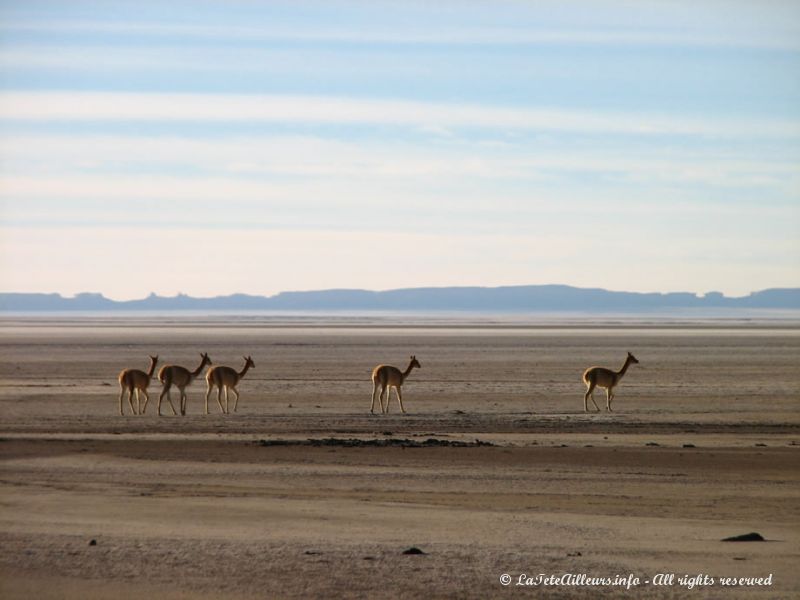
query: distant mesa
[{"left": 0, "top": 285, "right": 798, "bottom": 312}]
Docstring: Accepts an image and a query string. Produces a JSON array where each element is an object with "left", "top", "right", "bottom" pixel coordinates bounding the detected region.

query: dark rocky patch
[
  {"left": 402, "top": 547, "right": 426, "bottom": 555},
  {"left": 257, "top": 437, "right": 495, "bottom": 448},
  {"left": 722, "top": 532, "right": 765, "bottom": 542}
]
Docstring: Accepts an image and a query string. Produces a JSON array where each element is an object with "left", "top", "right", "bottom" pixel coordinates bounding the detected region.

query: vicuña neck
[
  {"left": 147, "top": 360, "right": 158, "bottom": 377},
  {"left": 618, "top": 357, "right": 634, "bottom": 378},
  {"left": 239, "top": 362, "right": 251, "bottom": 378},
  {"left": 402, "top": 361, "right": 416, "bottom": 380},
  {"left": 191, "top": 360, "right": 206, "bottom": 378}
]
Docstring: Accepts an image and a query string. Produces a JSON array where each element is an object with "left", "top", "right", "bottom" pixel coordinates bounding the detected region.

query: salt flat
[{"left": 1, "top": 317, "right": 798, "bottom": 598}]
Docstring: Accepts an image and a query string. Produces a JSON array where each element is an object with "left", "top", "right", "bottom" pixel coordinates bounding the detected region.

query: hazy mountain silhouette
[{"left": 1, "top": 285, "right": 798, "bottom": 312}]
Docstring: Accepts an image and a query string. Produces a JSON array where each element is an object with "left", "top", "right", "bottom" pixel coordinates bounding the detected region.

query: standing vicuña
[
  {"left": 118, "top": 355, "right": 158, "bottom": 416},
  {"left": 154, "top": 353, "right": 212, "bottom": 416},
  {"left": 371, "top": 355, "right": 421, "bottom": 414},
  {"left": 205, "top": 356, "right": 255, "bottom": 414},
  {"left": 582, "top": 352, "right": 639, "bottom": 412}
]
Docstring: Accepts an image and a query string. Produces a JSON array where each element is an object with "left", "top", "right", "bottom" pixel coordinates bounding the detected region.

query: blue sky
[{"left": 1, "top": 0, "right": 798, "bottom": 299}]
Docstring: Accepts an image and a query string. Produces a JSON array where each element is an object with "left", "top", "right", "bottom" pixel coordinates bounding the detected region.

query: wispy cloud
[
  {"left": 4, "top": 18, "right": 799, "bottom": 50},
  {"left": 2, "top": 174, "right": 795, "bottom": 231},
  {"left": 2, "top": 134, "right": 796, "bottom": 189},
  {"left": 2, "top": 92, "right": 798, "bottom": 138}
]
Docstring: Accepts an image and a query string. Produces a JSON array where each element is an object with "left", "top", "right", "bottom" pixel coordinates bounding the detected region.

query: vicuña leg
[
  {"left": 370, "top": 383, "right": 380, "bottom": 414},
  {"left": 395, "top": 387, "right": 406, "bottom": 414},
  {"left": 205, "top": 384, "right": 213, "bottom": 414},
  {"left": 232, "top": 387, "right": 240, "bottom": 412},
  {"left": 119, "top": 388, "right": 131, "bottom": 416},
  {"left": 606, "top": 388, "right": 614, "bottom": 412},
  {"left": 216, "top": 386, "right": 225, "bottom": 413},
  {"left": 382, "top": 386, "right": 390, "bottom": 414},
  {"left": 159, "top": 386, "right": 179, "bottom": 416},
  {"left": 584, "top": 383, "right": 600, "bottom": 412}
]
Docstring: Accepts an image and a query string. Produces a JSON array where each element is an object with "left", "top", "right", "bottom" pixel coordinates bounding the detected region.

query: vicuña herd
[{"left": 118, "top": 352, "right": 639, "bottom": 416}]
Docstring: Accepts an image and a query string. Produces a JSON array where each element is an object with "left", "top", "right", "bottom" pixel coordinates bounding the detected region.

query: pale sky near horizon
[{"left": 1, "top": 0, "right": 798, "bottom": 300}]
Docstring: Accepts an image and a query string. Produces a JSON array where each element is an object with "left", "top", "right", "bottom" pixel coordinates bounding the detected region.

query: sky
[{"left": 0, "top": 0, "right": 798, "bottom": 300}]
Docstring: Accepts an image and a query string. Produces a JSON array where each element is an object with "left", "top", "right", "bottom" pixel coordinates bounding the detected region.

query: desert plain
[{"left": 0, "top": 315, "right": 798, "bottom": 599}]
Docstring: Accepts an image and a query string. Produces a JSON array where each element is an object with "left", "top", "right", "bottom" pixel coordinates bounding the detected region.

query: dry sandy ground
[{"left": 1, "top": 316, "right": 799, "bottom": 598}]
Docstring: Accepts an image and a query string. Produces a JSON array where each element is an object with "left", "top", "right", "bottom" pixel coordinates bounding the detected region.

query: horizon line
[{"left": 3, "top": 283, "right": 798, "bottom": 303}]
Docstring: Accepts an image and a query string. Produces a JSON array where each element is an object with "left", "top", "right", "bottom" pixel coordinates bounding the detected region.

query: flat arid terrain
[{"left": 1, "top": 315, "right": 798, "bottom": 598}]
